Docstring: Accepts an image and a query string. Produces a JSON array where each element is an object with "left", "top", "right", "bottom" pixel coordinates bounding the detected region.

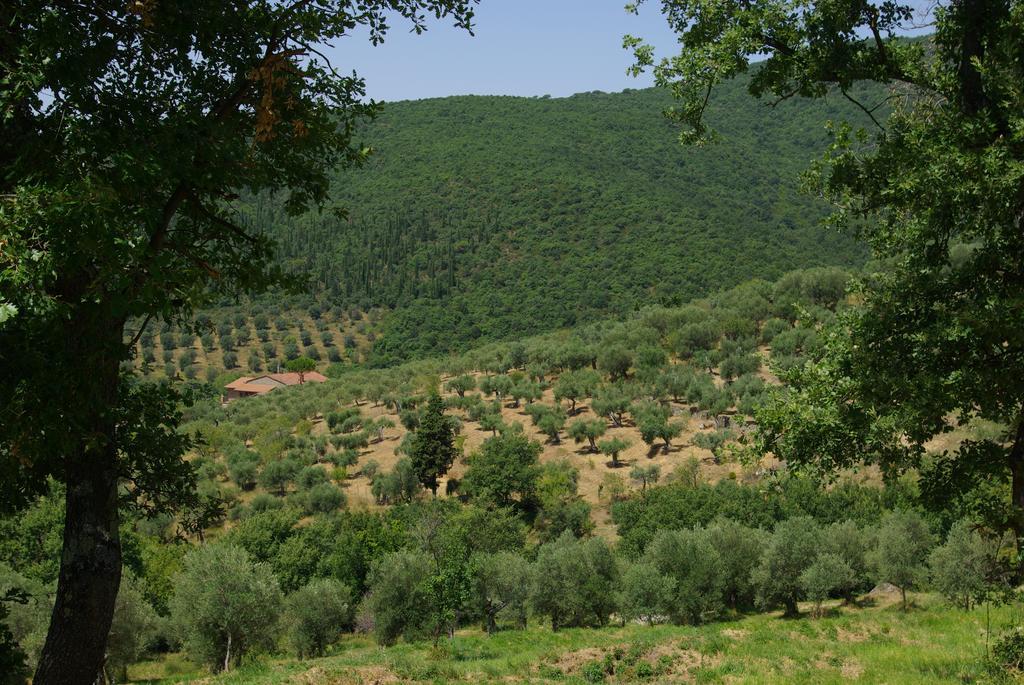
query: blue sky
[{"left": 327, "top": 0, "right": 682, "bottom": 102}]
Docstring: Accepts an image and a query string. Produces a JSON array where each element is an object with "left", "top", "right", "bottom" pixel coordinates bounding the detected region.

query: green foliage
[
  {"left": 567, "top": 418, "right": 607, "bottom": 453},
  {"left": 106, "top": 571, "right": 159, "bottom": 681},
  {"left": 473, "top": 552, "right": 530, "bottom": 633},
  {"left": 530, "top": 533, "right": 619, "bottom": 631},
  {"left": 598, "top": 437, "right": 631, "bottom": 468},
  {"left": 170, "top": 543, "right": 282, "bottom": 672},
  {"left": 371, "top": 458, "right": 422, "bottom": 505},
  {"left": 928, "top": 520, "right": 1004, "bottom": 611},
  {"left": 408, "top": 395, "right": 457, "bottom": 496},
  {"left": 0, "top": 593, "right": 29, "bottom": 685},
  {"left": 259, "top": 459, "right": 300, "bottom": 496},
  {"left": 304, "top": 483, "right": 346, "bottom": 515},
  {"left": 869, "top": 510, "right": 933, "bottom": 610},
  {"left": 641, "top": 0, "right": 1024, "bottom": 539},
  {"left": 799, "top": 554, "right": 856, "bottom": 617},
  {"left": 284, "top": 578, "right": 354, "bottom": 658},
  {"left": 752, "top": 517, "right": 823, "bottom": 617},
  {"left": 629, "top": 464, "right": 660, "bottom": 492},
  {"left": 462, "top": 433, "right": 542, "bottom": 510},
  {"left": 993, "top": 628, "right": 1024, "bottom": 673},
  {"left": 296, "top": 466, "right": 329, "bottom": 491},
  {"left": 706, "top": 518, "right": 767, "bottom": 612},
  {"left": 365, "top": 550, "right": 433, "bottom": 646},
  {"left": 618, "top": 562, "right": 674, "bottom": 626},
  {"left": 0, "top": 568, "right": 49, "bottom": 678},
  {"left": 598, "top": 346, "right": 633, "bottom": 381},
  {"left": 644, "top": 528, "right": 724, "bottom": 624},
  {"left": 535, "top": 461, "right": 594, "bottom": 542},
  {"left": 612, "top": 475, "right": 913, "bottom": 559},
  {"left": 262, "top": 83, "right": 867, "bottom": 364},
  {"left": 554, "top": 370, "right": 600, "bottom": 415}
]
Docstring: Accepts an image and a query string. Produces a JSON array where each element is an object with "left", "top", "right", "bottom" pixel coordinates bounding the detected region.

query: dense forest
[{"left": 243, "top": 82, "right": 874, "bottom": 362}]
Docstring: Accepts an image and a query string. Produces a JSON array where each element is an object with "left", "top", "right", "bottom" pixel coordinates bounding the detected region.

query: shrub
[
  {"left": 618, "top": 562, "right": 674, "bottom": 626},
  {"left": 297, "top": 465, "right": 329, "bottom": 491},
  {"left": 993, "top": 628, "right": 1024, "bottom": 672},
  {"left": 248, "top": 493, "right": 283, "bottom": 515},
  {"left": 868, "top": 509, "right": 932, "bottom": 610},
  {"left": 530, "top": 532, "right": 618, "bottom": 631},
  {"left": 227, "top": 450, "right": 260, "bottom": 491},
  {"left": 106, "top": 571, "right": 159, "bottom": 682},
  {"left": 752, "top": 516, "right": 822, "bottom": 616},
  {"left": 644, "top": 528, "right": 724, "bottom": 624},
  {"left": 706, "top": 517, "right": 766, "bottom": 612},
  {"left": 799, "top": 553, "right": 856, "bottom": 617},
  {"left": 929, "top": 519, "right": 1003, "bottom": 611},
  {"left": 365, "top": 551, "right": 433, "bottom": 646},
  {"left": 473, "top": 551, "right": 531, "bottom": 633},
  {"left": 284, "top": 578, "right": 354, "bottom": 658},
  {"left": 259, "top": 459, "right": 300, "bottom": 495},
  {"left": 170, "top": 543, "right": 282, "bottom": 672},
  {"left": 305, "top": 483, "right": 346, "bottom": 514}
]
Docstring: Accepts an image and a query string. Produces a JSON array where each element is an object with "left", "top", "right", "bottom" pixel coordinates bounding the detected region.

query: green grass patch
[{"left": 130, "top": 595, "right": 1020, "bottom": 684}]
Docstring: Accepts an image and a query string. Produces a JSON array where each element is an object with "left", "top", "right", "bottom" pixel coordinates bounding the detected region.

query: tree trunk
[
  {"left": 485, "top": 609, "right": 497, "bottom": 635},
  {"left": 34, "top": 311, "right": 124, "bottom": 685},
  {"left": 1007, "top": 418, "right": 1024, "bottom": 542},
  {"left": 34, "top": 427, "right": 122, "bottom": 684}
]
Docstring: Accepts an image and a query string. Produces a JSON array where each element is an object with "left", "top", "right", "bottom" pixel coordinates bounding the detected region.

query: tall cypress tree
[{"left": 410, "top": 394, "right": 457, "bottom": 497}]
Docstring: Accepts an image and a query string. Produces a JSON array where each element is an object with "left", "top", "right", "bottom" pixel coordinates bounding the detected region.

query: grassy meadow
[{"left": 131, "top": 594, "right": 1020, "bottom": 684}]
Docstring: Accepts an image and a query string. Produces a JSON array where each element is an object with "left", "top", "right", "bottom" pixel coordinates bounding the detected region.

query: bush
[
  {"left": 365, "top": 551, "right": 433, "bottom": 645},
  {"left": 474, "top": 551, "right": 530, "bottom": 633},
  {"left": 530, "top": 532, "right": 618, "bottom": 631},
  {"left": 106, "top": 571, "right": 159, "bottom": 681},
  {"left": 993, "top": 627, "right": 1024, "bottom": 672},
  {"left": 706, "top": 517, "right": 766, "bottom": 612},
  {"left": 227, "top": 450, "right": 260, "bottom": 491},
  {"left": 284, "top": 578, "right": 354, "bottom": 658},
  {"left": 869, "top": 509, "right": 932, "bottom": 610},
  {"left": 799, "top": 553, "right": 855, "bottom": 617},
  {"left": 644, "top": 528, "right": 724, "bottom": 624},
  {"left": 304, "top": 483, "right": 346, "bottom": 514},
  {"left": 752, "top": 516, "right": 822, "bottom": 617},
  {"left": 170, "top": 543, "right": 282, "bottom": 672},
  {"left": 297, "top": 465, "right": 329, "bottom": 490},
  {"left": 929, "top": 519, "right": 1002, "bottom": 611},
  {"left": 259, "top": 458, "right": 300, "bottom": 495},
  {"left": 248, "top": 492, "right": 283, "bottom": 515},
  {"left": 618, "top": 562, "right": 674, "bottom": 626}
]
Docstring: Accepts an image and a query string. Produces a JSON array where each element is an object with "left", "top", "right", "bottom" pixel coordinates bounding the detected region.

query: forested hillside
[
  {"left": 247, "top": 82, "right": 874, "bottom": 363},
  {"left": 6, "top": 266, "right": 1014, "bottom": 681}
]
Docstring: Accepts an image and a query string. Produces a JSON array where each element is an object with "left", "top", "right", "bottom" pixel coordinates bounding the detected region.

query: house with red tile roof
[{"left": 224, "top": 371, "right": 327, "bottom": 401}]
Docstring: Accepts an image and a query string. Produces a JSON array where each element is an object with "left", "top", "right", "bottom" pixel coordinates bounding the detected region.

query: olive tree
[
  {"left": 643, "top": 528, "right": 724, "bottom": 625},
  {"left": 929, "top": 520, "right": 1004, "bottom": 611},
  {"left": 170, "top": 543, "right": 282, "bottom": 672},
  {"left": 284, "top": 578, "right": 354, "bottom": 658},
  {"left": 567, "top": 418, "right": 606, "bottom": 453},
  {"left": 618, "top": 563, "right": 674, "bottom": 626},
  {"left": 473, "top": 552, "right": 530, "bottom": 633},
  {"left": 799, "top": 553, "right": 856, "bottom": 618},
  {"left": 752, "top": 516, "right": 822, "bottom": 617},
  {"left": 868, "top": 510, "right": 932, "bottom": 610}
]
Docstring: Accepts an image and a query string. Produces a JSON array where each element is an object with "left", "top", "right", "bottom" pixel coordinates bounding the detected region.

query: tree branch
[{"left": 841, "top": 89, "right": 886, "bottom": 131}]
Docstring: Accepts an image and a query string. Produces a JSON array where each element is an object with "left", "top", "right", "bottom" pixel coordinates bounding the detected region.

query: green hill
[{"left": 248, "top": 82, "right": 873, "bottom": 364}]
